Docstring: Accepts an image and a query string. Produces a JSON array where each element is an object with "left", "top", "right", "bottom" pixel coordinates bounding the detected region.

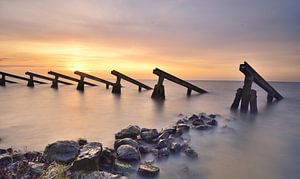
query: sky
[{"left": 0, "top": 0, "right": 299, "bottom": 81}]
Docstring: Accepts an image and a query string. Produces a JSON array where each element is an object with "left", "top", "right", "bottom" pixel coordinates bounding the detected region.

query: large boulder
[
  {"left": 70, "top": 142, "right": 102, "bottom": 171},
  {"left": 83, "top": 171, "right": 127, "bottom": 179},
  {"left": 117, "top": 145, "right": 140, "bottom": 161},
  {"left": 140, "top": 128, "right": 159, "bottom": 143},
  {"left": 99, "top": 147, "right": 116, "bottom": 169},
  {"left": 115, "top": 125, "right": 141, "bottom": 139},
  {"left": 114, "top": 138, "right": 139, "bottom": 150},
  {"left": 44, "top": 140, "right": 80, "bottom": 164},
  {"left": 138, "top": 163, "right": 160, "bottom": 177},
  {"left": 0, "top": 154, "right": 12, "bottom": 166}
]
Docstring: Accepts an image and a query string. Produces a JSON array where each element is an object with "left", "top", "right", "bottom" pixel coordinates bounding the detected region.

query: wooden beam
[
  {"left": 0, "top": 71, "right": 47, "bottom": 84},
  {"left": 74, "top": 71, "right": 114, "bottom": 88},
  {"left": 25, "top": 72, "right": 73, "bottom": 85},
  {"left": 153, "top": 68, "right": 207, "bottom": 94},
  {"left": 48, "top": 71, "right": 97, "bottom": 86},
  {"left": 240, "top": 62, "right": 283, "bottom": 100},
  {"left": 111, "top": 70, "right": 152, "bottom": 90}
]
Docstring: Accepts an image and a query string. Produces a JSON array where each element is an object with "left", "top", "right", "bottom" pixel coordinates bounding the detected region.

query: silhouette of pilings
[
  {"left": 74, "top": 71, "right": 114, "bottom": 91},
  {"left": 151, "top": 68, "right": 207, "bottom": 100},
  {"left": 0, "top": 71, "right": 47, "bottom": 87},
  {"left": 111, "top": 70, "right": 152, "bottom": 94},
  {"left": 25, "top": 72, "right": 73, "bottom": 87},
  {"left": 48, "top": 71, "right": 97, "bottom": 90},
  {"left": 231, "top": 61, "right": 283, "bottom": 113}
]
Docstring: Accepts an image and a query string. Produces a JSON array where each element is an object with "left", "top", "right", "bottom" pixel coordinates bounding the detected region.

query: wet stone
[
  {"left": 113, "top": 160, "right": 134, "bottom": 176},
  {"left": 115, "top": 125, "right": 141, "bottom": 140},
  {"left": 158, "top": 131, "right": 171, "bottom": 140},
  {"left": 170, "top": 142, "right": 181, "bottom": 153},
  {"left": 207, "top": 119, "right": 218, "bottom": 126},
  {"left": 117, "top": 145, "right": 140, "bottom": 161},
  {"left": 177, "top": 123, "right": 190, "bottom": 132},
  {"left": 195, "top": 125, "right": 212, "bottom": 130},
  {"left": 99, "top": 147, "right": 116, "bottom": 169},
  {"left": 192, "top": 118, "right": 205, "bottom": 126},
  {"left": 157, "top": 147, "right": 170, "bottom": 159},
  {"left": 0, "top": 154, "right": 12, "bottom": 166},
  {"left": 188, "top": 114, "right": 199, "bottom": 121},
  {"left": 44, "top": 140, "right": 80, "bottom": 164},
  {"left": 29, "top": 162, "right": 44, "bottom": 175},
  {"left": 138, "top": 163, "right": 160, "bottom": 177},
  {"left": 114, "top": 138, "right": 139, "bottom": 150},
  {"left": 156, "top": 139, "right": 168, "bottom": 149},
  {"left": 78, "top": 138, "right": 88, "bottom": 146},
  {"left": 24, "top": 151, "right": 42, "bottom": 162},
  {"left": 0, "top": 149, "right": 6, "bottom": 155},
  {"left": 183, "top": 146, "right": 198, "bottom": 159},
  {"left": 70, "top": 142, "right": 103, "bottom": 171},
  {"left": 140, "top": 129, "right": 160, "bottom": 143},
  {"left": 83, "top": 171, "right": 127, "bottom": 179}
]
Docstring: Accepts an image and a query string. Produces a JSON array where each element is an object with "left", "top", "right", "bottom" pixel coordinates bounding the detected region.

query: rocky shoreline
[{"left": 0, "top": 113, "right": 220, "bottom": 178}]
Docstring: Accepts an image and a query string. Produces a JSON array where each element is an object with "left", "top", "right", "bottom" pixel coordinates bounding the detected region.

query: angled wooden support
[
  {"left": 25, "top": 72, "right": 73, "bottom": 87},
  {"left": 111, "top": 70, "right": 152, "bottom": 94},
  {"left": 151, "top": 68, "right": 207, "bottom": 100},
  {"left": 48, "top": 71, "right": 97, "bottom": 91},
  {"left": 231, "top": 61, "right": 283, "bottom": 113},
  {"left": 0, "top": 71, "right": 46, "bottom": 87},
  {"left": 74, "top": 71, "right": 114, "bottom": 90}
]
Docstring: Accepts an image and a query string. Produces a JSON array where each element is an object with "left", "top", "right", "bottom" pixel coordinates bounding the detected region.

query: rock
[
  {"left": 70, "top": 142, "right": 102, "bottom": 171},
  {"left": 192, "top": 118, "right": 205, "bottom": 126},
  {"left": 188, "top": 114, "right": 199, "bottom": 121},
  {"left": 140, "top": 129, "right": 159, "bottom": 143},
  {"left": 170, "top": 142, "right": 181, "bottom": 153},
  {"left": 157, "top": 147, "right": 170, "bottom": 158},
  {"left": 12, "top": 153, "right": 24, "bottom": 162},
  {"left": 138, "top": 163, "right": 160, "bottom": 177},
  {"left": 176, "top": 119, "right": 185, "bottom": 124},
  {"left": 182, "top": 146, "right": 198, "bottom": 159},
  {"left": 24, "top": 151, "right": 43, "bottom": 162},
  {"left": 207, "top": 119, "right": 218, "bottom": 126},
  {"left": 83, "top": 171, "right": 127, "bottom": 179},
  {"left": 156, "top": 139, "right": 168, "bottom": 149},
  {"left": 99, "top": 147, "right": 116, "bottom": 169},
  {"left": 115, "top": 125, "right": 140, "bottom": 139},
  {"left": 158, "top": 131, "right": 171, "bottom": 140},
  {"left": 6, "top": 148, "right": 13, "bottom": 154},
  {"left": 78, "top": 138, "right": 88, "bottom": 146},
  {"left": 195, "top": 125, "right": 211, "bottom": 130},
  {"left": 113, "top": 160, "right": 134, "bottom": 176},
  {"left": 173, "top": 127, "right": 183, "bottom": 137},
  {"left": 208, "top": 114, "right": 217, "bottom": 118},
  {"left": 117, "top": 145, "right": 140, "bottom": 161},
  {"left": 163, "top": 127, "right": 176, "bottom": 134},
  {"left": 137, "top": 140, "right": 152, "bottom": 154},
  {"left": 176, "top": 124, "right": 190, "bottom": 132},
  {"left": 29, "top": 162, "right": 44, "bottom": 175},
  {"left": 114, "top": 138, "right": 139, "bottom": 150},
  {"left": 0, "top": 154, "right": 12, "bottom": 166},
  {"left": 0, "top": 149, "right": 6, "bottom": 155},
  {"left": 44, "top": 140, "right": 80, "bottom": 164}
]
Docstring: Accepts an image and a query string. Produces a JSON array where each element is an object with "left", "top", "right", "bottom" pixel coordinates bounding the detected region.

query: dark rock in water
[
  {"left": 195, "top": 125, "right": 212, "bottom": 130},
  {"left": 78, "top": 138, "right": 88, "bottom": 146},
  {"left": 188, "top": 114, "right": 199, "bottom": 121},
  {"left": 207, "top": 119, "right": 218, "bottom": 126},
  {"left": 177, "top": 123, "right": 190, "bottom": 132},
  {"left": 70, "top": 142, "right": 102, "bottom": 171},
  {"left": 6, "top": 148, "right": 13, "bottom": 154},
  {"left": 117, "top": 145, "right": 140, "bottom": 161},
  {"left": 208, "top": 114, "right": 217, "bottom": 118},
  {"left": 200, "top": 115, "right": 211, "bottom": 121},
  {"left": 114, "top": 138, "right": 139, "bottom": 150},
  {"left": 29, "top": 162, "right": 44, "bottom": 175},
  {"left": 115, "top": 125, "right": 141, "bottom": 139},
  {"left": 182, "top": 146, "right": 198, "bottom": 159},
  {"left": 192, "top": 118, "right": 205, "bottom": 126},
  {"left": 138, "top": 163, "right": 160, "bottom": 177},
  {"left": 157, "top": 147, "right": 170, "bottom": 158},
  {"left": 0, "top": 149, "right": 6, "bottom": 155},
  {"left": 170, "top": 142, "right": 181, "bottom": 153},
  {"left": 163, "top": 127, "right": 176, "bottom": 134},
  {"left": 173, "top": 127, "right": 183, "bottom": 137},
  {"left": 44, "top": 140, "right": 80, "bottom": 164},
  {"left": 140, "top": 129, "right": 159, "bottom": 143},
  {"left": 158, "top": 131, "right": 171, "bottom": 140},
  {"left": 176, "top": 119, "right": 185, "bottom": 124},
  {"left": 0, "top": 154, "right": 12, "bottom": 166},
  {"left": 137, "top": 140, "right": 152, "bottom": 154},
  {"left": 24, "top": 151, "right": 42, "bottom": 162},
  {"left": 113, "top": 160, "right": 134, "bottom": 176},
  {"left": 12, "top": 153, "right": 24, "bottom": 162},
  {"left": 99, "top": 147, "right": 116, "bottom": 169},
  {"left": 156, "top": 139, "right": 168, "bottom": 149},
  {"left": 83, "top": 171, "right": 127, "bottom": 179}
]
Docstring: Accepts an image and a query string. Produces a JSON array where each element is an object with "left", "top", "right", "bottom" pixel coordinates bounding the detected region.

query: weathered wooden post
[
  {"left": 231, "top": 62, "right": 283, "bottom": 113},
  {"left": 151, "top": 76, "right": 165, "bottom": 100},
  {"left": 74, "top": 71, "right": 114, "bottom": 90},
  {"left": 25, "top": 72, "right": 73, "bottom": 89},
  {"left": 27, "top": 74, "right": 34, "bottom": 87},
  {"left": 0, "top": 74, "right": 5, "bottom": 86},
  {"left": 151, "top": 68, "right": 207, "bottom": 100},
  {"left": 110, "top": 70, "right": 152, "bottom": 94},
  {"left": 48, "top": 71, "right": 96, "bottom": 90}
]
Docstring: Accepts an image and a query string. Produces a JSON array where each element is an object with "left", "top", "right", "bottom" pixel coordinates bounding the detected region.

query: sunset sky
[{"left": 0, "top": 0, "right": 299, "bottom": 81}]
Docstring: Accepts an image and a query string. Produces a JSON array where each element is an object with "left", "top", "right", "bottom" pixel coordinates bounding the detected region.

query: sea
[{"left": 0, "top": 79, "right": 300, "bottom": 179}]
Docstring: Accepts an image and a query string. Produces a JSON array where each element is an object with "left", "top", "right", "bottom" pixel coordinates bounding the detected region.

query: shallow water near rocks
[{"left": 0, "top": 80, "right": 300, "bottom": 179}]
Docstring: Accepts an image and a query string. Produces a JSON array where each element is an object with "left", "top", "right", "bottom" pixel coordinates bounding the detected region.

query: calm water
[{"left": 0, "top": 80, "right": 300, "bottom": 179}]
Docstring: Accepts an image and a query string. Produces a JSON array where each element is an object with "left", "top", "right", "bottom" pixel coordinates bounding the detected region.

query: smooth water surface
[{"left": 0, "top": 80, "right": 299, "bottom": 179}]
